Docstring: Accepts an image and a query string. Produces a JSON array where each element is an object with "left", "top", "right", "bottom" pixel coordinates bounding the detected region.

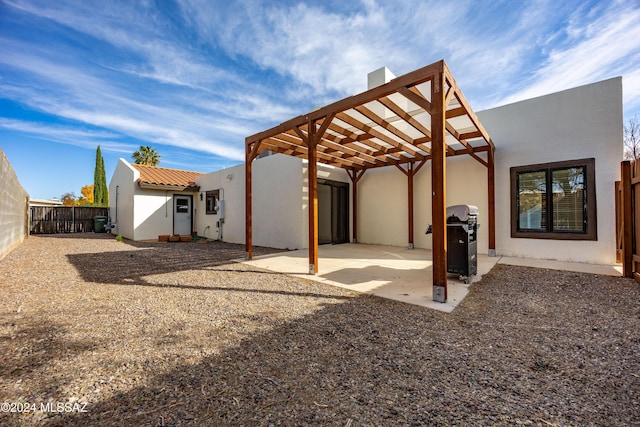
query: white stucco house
[
  {"left": 108, "top": 161, "right": 202, "bottom": 241},
  {"left": 109, "top": 66, "right": 622, "bottom": 267}
]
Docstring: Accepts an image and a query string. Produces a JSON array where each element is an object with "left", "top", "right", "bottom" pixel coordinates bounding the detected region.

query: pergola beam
[
  {"left": 398, "top": 87, "right": 457, "bottom": 157},
  {"left": 378, "top": 96, "right": 433, "bottom": 153},
  {"left": 443, "top": 61, "right": 495, "bottom": 151},
  {"left": 336, "top": 112, "right": 424, "bottom": 160},
  {"left": 246, "top": 61, "right": 443, "bottom": 146},
  {"left": 263, "top": 137, "right": 365, "bottom": 169},
  {"left": 354, "top": 105, "right": 418, "bottom": 146}
]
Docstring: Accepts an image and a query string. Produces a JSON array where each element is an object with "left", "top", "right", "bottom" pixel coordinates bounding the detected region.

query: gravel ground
[{"left": 0, "top": 234, "right": 638, "bottom": 426}]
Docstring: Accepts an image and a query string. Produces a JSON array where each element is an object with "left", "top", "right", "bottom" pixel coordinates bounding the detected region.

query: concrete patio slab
[{"left": 240, "top": 243, "right": 500, "bottom": 313}]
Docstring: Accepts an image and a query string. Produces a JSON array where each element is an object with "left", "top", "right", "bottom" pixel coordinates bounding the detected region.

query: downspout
[
  {"left": 114, "top": 185, "right": 119, "bottom": 235},
  {"left": 218, "top": 188, "right": 224, "bottom": 241},
  {"left": 115, "top": 186, "right": 119, "bottom": 222}
]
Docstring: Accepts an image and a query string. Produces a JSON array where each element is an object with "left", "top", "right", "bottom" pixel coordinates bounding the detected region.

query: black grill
[{"left": 446, "top": 205, "right": 479, "bottom": 282}]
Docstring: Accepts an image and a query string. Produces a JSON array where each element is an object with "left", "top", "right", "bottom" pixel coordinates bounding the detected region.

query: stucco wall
[
  {"left": 358, "top": 166, "right": 408, "bottom": 247},
  {"left": 109, "top": 159, "right": 136, "bottom": 240},
  {"left": 356, "top": 154, "right": 489, "bottom": 252},
  {"left": 133, "top": 190, "right": 193, "bottom": 241},
  {"left": 478, "top": 77, "right": 622, "bottom": 264},
  {"left": 195, "top": 154, "right": 305, "bottom": 249},
  {"left": 194, "top": 162, "right": 245, "bottom": 243},
  {"left": 0, "top": 149, "right": 29, "bottom": 259},
  {"left": 254, "top": 155, "right": 305, "bottom": 249}
]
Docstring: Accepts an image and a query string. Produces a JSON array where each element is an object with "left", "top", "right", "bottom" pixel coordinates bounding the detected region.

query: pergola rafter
[{"left": 245, "top": 59, "right": 496, "bottom": 302}]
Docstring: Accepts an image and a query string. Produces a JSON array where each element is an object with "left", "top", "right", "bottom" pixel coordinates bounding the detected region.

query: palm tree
[{"left": 132, "top": 145, "right": 161, "bottom": 166}]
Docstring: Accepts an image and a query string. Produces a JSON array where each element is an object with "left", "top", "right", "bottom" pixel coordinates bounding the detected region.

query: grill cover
[{"left": 446, "top": 205, "right": 479, "bottom": 223}]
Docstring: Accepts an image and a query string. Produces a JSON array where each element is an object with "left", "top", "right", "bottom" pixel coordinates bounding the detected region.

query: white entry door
[{"left": 173, "top": 195, "right": 192, "bottom": 236}]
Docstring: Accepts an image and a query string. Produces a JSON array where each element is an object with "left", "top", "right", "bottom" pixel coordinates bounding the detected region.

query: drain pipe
[
  {"left": 217, "top": 188, "right": 225, "bottom": 241},
  {"left": 113, "top": 185, "right": 119, "bottom": 235}
]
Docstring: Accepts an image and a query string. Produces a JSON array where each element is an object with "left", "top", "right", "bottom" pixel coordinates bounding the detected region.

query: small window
[
  {"left": 511, "top": 158, "right": 596, "bottom": 240},
  {"left": 176, "top": 198, "right": 189, "bottom": 213},
  {"left": 205, "top": 190, "right": 220, "bottom": 215}
]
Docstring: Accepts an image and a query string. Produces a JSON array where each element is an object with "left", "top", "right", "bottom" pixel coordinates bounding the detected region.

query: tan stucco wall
[{"left": 0, "top": 149, "right": 29, "bottom": 259}]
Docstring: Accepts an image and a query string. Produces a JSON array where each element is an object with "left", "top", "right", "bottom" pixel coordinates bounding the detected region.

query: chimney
[{"left": 367, "top": 66, "right": 396, "bottom": 90}]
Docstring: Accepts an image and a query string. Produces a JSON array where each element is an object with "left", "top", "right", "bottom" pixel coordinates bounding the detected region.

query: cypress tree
[{"left": 93, "top": 146, "right": 108, "bottom": 206}]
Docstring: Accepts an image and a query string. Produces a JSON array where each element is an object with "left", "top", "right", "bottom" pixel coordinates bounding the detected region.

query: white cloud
[
  {"left": 622, "top": 68, "right": 640, "bottom": 115},
  {"left": 0, "top": 36, "right": 249, "bottom": 160},
  {"left": 196, "top": 1, "right": 410, "bottom": 96},
  {"left": 496, "top": 2, "right": 640, "bottom": 106},
  {"left": 0, "top": 118, "right": 135, "bottom": 154},
  {"left": 6, "top": 0, "right": 238, "bottom": 90}
]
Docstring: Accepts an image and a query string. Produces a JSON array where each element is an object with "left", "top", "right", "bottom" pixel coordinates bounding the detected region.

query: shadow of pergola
[{"left": 66, "top": 240, "right": 351, "bottom": 300}]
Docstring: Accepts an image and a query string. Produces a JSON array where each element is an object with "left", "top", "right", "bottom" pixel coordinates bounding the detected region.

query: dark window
[
  {"left": 205, "top": 190, "right": 220, "bottom": 215},
  {"left": 511, "top": 158, "right": 596, "bottom": 240},
  {"left": 176, "top": 198, "right": 189, "bottom": 213}
]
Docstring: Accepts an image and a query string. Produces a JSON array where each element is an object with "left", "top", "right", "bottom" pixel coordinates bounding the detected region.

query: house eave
[{"left": 137, "top": 182, "right": 200, "bottom": 192}]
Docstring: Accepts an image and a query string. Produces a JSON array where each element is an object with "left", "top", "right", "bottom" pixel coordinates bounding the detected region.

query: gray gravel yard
[{"left": 0, "top": 234, "right": 638, "bottom": 426}]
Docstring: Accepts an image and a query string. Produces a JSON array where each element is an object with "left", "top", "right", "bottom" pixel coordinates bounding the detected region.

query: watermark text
[{"left": 1, "top": 401, "right": 88, "bottom": 414}]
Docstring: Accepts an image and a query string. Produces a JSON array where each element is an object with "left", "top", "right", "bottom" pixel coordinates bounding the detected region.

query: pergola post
[
  {"left": 488, "top": 147, "right": 496, "bottom": 256},
  {"left": 347, "top": 169, "right": 365, "bottom": 243},
  {"left": 307, "top": 119, "right": 319, "bottom": 274},
  {"left": 396, "top": 160, "right": 426, "bottom": 250},
  {"left": 352, "top": 173, "right": 358, "bottom": 244},
  {"left": 431, "top": 69, "right": 448, "bottom": 302},
  {"left": 407, "top": 162, "right": 415, "bottom": 249},
  {"left": 245, "top": 140, "right": 261, "bottom": 260}
]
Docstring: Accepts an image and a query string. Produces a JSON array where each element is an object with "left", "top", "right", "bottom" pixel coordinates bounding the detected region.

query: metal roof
[{"left": 131, "top": 163, "right": 201, "bottom": 190}]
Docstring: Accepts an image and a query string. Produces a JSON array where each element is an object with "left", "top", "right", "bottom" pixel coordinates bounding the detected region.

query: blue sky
[{"left": 1, "top": 0, "right": 640, "bottom": 200}]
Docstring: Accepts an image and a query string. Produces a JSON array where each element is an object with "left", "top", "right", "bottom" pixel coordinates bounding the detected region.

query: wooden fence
[
  {"left": 30, "top": 206, "right": 109, "bottom": 234},
  {"left": 616, "top": 160, "right": 639, "bottom": 281}
]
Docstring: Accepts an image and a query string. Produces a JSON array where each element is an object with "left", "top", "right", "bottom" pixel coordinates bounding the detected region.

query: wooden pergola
[{"left": 245, "top": 60, "right": 495, "bottom": 302}]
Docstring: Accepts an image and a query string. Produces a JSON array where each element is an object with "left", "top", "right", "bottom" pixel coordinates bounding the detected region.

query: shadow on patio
[{"left": 242, "top": 243, "right": 501, "bottom": 312}]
